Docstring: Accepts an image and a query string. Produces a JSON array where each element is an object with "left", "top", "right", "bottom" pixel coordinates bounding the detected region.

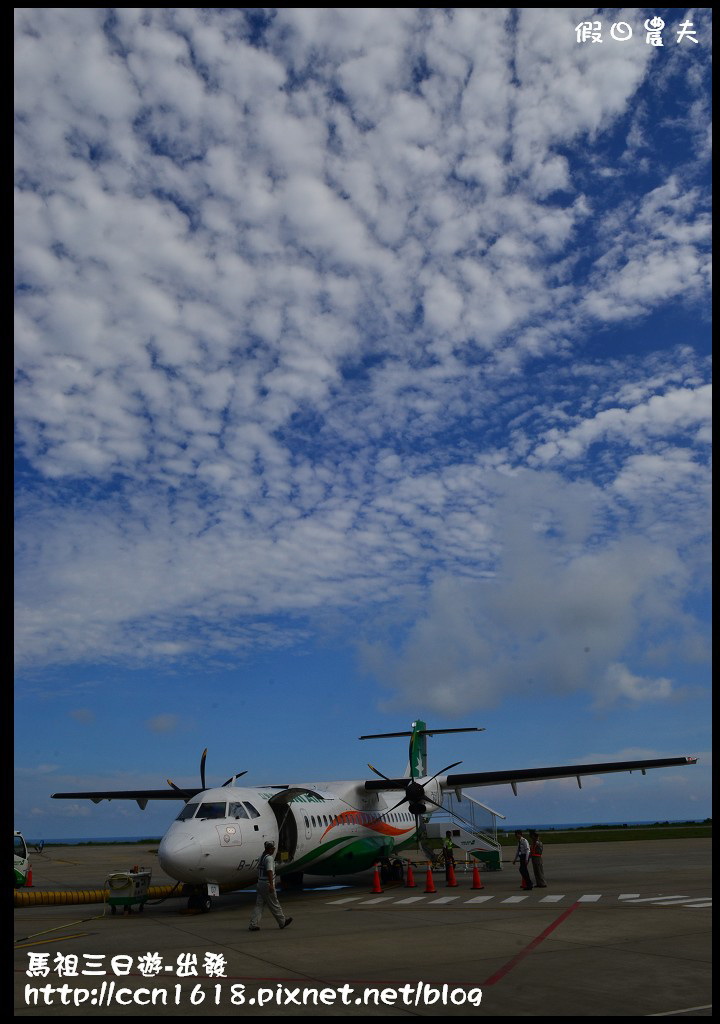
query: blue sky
[{"left": 15, "top": 9, "right": 711, "bottom": 841}]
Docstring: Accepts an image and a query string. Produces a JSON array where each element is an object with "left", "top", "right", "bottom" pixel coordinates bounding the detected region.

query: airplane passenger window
[
  {"left": 197, "top": 802, "right": 227, "bottom": 820},
  {"left": 176, "top": 803, "right": 199, "bottom": 821},
  {"left": 229, "top": 802, "right": 249, "bottom": 819}
]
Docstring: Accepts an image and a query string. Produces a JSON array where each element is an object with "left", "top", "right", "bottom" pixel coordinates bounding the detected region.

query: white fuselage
[{"left": 158, "top": 778, "right": 443, "bottom": 887}]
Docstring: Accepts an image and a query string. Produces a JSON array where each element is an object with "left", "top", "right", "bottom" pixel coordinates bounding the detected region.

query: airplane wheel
[{"left": 188, "top": 894, "right": 212, "bottom": 913}]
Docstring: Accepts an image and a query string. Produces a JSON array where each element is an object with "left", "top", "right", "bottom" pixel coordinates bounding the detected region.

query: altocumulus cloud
[{"left": 14, "top": 8, "right": 710, "bottom": 717}]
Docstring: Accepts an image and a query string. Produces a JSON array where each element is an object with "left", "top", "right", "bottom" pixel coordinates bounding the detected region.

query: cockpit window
[
  {"left": 176, "top": 802, "right": 199, "bottom": 821},
  {"left": 197, "top": 802, "right": 227, "bottom": 820},
  {"left": 243, "top": 802, "right": 260, "bottom": 818},
  {"left": 14, "top": 835, "right": 27, "bottom": 859},
  {"left": 229, "top": 802, "right": 249, "bottom": 819}
]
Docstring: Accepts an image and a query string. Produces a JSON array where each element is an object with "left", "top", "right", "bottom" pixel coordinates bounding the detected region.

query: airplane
[{"left": 52, "top": 720, "right": 698, "bottom": 912}]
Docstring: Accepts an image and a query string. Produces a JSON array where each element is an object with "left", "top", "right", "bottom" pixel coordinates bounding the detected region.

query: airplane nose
[{"left": 159, "top": 831, "right": 202, "bottom": 878}]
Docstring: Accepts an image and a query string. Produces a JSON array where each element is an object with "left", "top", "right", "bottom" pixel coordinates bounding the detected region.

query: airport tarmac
[{"left": 14, "top": 838, "right": 711, "bottom": 1017}]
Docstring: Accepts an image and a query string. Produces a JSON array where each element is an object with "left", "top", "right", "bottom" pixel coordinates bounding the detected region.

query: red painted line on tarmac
[{"left": 483, "top": 901, "right": 581, "bottom": 987}]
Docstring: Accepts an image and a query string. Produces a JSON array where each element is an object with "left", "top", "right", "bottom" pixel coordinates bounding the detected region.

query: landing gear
[{"left": 187, "top": 891, "right": 212, "bottom": 913}]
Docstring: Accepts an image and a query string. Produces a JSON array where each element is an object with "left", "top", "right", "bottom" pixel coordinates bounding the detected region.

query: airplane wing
[
  {"left": 51, "top": 788, "right": 203, "bottom": 809},
  {"left": 363, "top": 756, "right": 697, "bottom": 793}
]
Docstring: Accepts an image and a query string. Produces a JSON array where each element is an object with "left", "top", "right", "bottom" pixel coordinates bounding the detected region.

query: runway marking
[
  {"left": 623, "top": 895, "right": 692, "bottom": 904},
  {"left": 15, "top": 933, "right": 90, "bottom": 949},
  {"left": 647, "top": 1005, "right": 713, "bottom": 1016},
  {"left": 327, "top": 892, "right": 711, "bottom": 909},
  {"left": 483, "top": 901, "right": 581, "bottom": 987},
  {"left": 650, "top": 897, "right": 709, "bottom": 906}
]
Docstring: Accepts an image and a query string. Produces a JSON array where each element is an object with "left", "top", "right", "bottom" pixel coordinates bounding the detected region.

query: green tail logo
[{"left": 408, "top": 720, "right": 428, "bottom": 778}]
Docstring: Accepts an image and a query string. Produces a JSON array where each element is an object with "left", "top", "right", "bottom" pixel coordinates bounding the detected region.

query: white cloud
[
  {"left": 13, "top": 9, "right": 710, "bottom": 723},
  {"left": 594, "top": 663, "right": 674, "bottom": 708}
]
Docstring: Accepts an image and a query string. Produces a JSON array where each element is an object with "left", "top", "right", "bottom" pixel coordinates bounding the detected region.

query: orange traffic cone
[
  {"left": 424, "top": 864, "right": 437, "bottom": 893},
  {"left": 26, "top": 868, "right": 33, "bottom": 887},
  {"left": 471, "top": 864, "right": 484, "bottom": 890},
  {"left": 405, "top": 861, "right": 417, "bottom": 888},
  {"left": 370, "top": 863, "right": 383, "bottom": 893},
  {"left": 446, "top": 861, "right": 458, "bottom": 887}
]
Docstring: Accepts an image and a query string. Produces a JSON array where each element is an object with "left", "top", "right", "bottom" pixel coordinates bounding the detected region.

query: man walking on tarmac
[
  {"left": 513, "top": 830, "right": 533, "bottom": 890},
  {"left": 249, "top": 840, "right": 293, "bottom": 931}
]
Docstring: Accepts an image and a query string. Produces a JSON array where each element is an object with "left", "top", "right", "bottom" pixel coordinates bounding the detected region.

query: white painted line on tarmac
[
  {"left": 328, "top": 896, "right": 363, "bottom": 904},
  {"left": 466, "top": 895, "right": 495, "bottom": 904},
  {"left": 651, "top": 896, "right": 708, "bottom": 905},
  {"left": 395, "top": 896, "right": 427, "bottom": 904},
  {"left": 577, "top": 894, "right": 602, "bottom": 902},
  {"left": 361, "top": 896, "right": 395, "bottom": 904},
  {"left": 647, "top": 1004, "right": 713, "bottom": 1016},
  {"left": 430, "top": 896, "right": 459, "bottom": 904},
  {"left": 622, "top": 895, "right": 690, "bottom": 904},
  {"left": 502, "top": 895, "right": 531, "bottom": 903},
  {"left": 619, "top": 893, "right": 641, "bottom": 899},
  {"left": 539, "top": 895, "right": 565, "bottom": 903}
]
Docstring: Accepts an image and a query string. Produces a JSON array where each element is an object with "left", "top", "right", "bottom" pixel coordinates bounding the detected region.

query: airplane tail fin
[
  {"left": 359, "top": 721, "right": 483, "bottom": 779},
  {"left": 406, "top": 720, "right": 428, "bottom": 779}
]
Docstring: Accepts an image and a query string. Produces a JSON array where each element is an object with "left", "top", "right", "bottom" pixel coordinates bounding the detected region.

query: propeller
[
  {"left": 221, "top": 772, "right": 248, "bottom": 787},
  {"left": 368, "top": 759, "right": 463, "bottom": 840},
  {"left": 166, "top": 749, "right": 247, "bottom": 801}
]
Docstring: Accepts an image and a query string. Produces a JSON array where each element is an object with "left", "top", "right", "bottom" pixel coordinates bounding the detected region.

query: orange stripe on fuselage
[{"left": 321, "top": 809, "right": 413, "bottom": 840}]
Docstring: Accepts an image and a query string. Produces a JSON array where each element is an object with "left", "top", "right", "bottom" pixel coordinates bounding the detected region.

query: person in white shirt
[
  {"left": 512, "top": 830, "right": 533, "bottom": 890},
  {"left": 249, "top": 840, "right": 293, "bottom": 931}
]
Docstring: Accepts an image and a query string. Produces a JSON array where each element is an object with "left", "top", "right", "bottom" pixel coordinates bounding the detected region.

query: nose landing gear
[{"left": 184, "top": 885, "right": 213, "bottom": 913}]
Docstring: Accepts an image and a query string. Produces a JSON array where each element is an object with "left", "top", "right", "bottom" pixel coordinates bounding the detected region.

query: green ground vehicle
[{"left": 14, "top": 831, "right": 30, "bottom": 888}]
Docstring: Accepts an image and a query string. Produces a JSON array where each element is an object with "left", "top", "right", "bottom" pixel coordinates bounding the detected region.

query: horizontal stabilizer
[{"left": 360, "top": 728, "right": 484, "bottom": 739}]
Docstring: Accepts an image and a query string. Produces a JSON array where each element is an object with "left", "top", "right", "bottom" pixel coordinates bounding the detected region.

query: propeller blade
[
  {"left": 425, "top": 760, "right": 463, "bottom": 785},
  {"left": 221, "top": 771, "right": 248, "bottom": 787},
  {"left": 200, "top": 748, "right": 207, "bottom": 790},
  {"left": 368, "top": 762, "right": 393, "bottom": 782},
  {"left": 383, "top": 795, "right": 409, "bottom": 815},
  {"left": 422, "top": 793, "right": 447, "bottom": 811},
  {"left": 167, "top": 779, "right": 191, "bottom": 799}
]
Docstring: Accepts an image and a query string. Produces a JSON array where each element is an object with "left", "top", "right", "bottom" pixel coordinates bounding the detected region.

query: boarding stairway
[{"left": 422, "top": 793, "right": 504, "bottom": 870}]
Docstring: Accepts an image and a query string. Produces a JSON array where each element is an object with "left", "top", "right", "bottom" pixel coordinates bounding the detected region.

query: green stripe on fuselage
[{"left": 282, "top": 831, "right": 417, "bottom": 876}]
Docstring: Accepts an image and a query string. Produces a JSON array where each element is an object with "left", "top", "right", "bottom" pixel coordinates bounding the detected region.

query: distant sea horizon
[{"left": 22, "top": 818, "right": 710, "bottom": 846}]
